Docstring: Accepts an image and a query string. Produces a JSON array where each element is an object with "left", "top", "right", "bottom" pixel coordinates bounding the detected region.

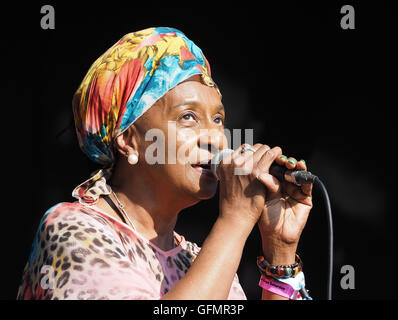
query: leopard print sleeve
[{"left": 17, "top": 202, "right": 157, "bottom": 300}]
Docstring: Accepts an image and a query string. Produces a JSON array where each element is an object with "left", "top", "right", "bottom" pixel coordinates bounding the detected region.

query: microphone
[{"left": 210, "top": 148, "right": 317, "bottom": 186}]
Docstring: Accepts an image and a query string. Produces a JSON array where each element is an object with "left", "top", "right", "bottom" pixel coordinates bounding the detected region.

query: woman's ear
[{"left": 114, "top": 126, "right": 139, "bottom": 159}]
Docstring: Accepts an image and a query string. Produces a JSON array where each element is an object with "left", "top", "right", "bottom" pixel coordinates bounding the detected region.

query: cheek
[
  {"left": 219, "top": 133, "right": 229, "bottom": 151},
  {"left": 140, "top": 123, "right": 196, "bottom": 176},
  {"left": 171, "top": 127, "right": 199, "bottom": 165}
]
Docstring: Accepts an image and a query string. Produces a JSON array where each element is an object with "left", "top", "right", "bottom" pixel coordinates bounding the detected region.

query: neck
[{"left": 107, "top": 162, "right": 197, "bottom": 251}]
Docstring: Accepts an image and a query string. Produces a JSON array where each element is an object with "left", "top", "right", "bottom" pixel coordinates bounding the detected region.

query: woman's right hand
[{"left": 217, "top": 143, "right": 283, "bottom": 230}]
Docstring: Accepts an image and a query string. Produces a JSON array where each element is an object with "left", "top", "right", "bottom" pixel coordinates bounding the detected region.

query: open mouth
[{"left": 190, "top": 161, "right": 215, "bottom": 178}]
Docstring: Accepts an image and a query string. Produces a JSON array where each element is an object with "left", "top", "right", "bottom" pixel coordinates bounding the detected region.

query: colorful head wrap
[{"left": 72, "top": 27, "right": 218, "bottom": 168}]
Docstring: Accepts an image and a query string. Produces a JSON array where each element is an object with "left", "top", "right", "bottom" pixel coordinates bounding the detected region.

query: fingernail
[
  {"left": 300, "top": 159, "right": 306, "bottom": 166},
  {"left": 288, "top": 158, "right": 296, "bottom": 165},
  {"left": 279, "top": 155, "right": 287, "bottom": 159}
]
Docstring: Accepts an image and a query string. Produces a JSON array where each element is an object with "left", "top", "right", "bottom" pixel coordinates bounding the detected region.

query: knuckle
[
  {"left": 232, "top": 157, "right": 243, "bottom": 167},
  {"left": 273, "top": 146, "right": 282, "bottom": 154},
  {"left": 250, "top": 169, "right": 259, "bottom": 179},
  {"left": 266, "top": 149, "right": 274, "bottom": 158},
  {"left": 235, "top": 165, "right": 251, "bottom": 176},
  {"left": 260, "top": 144, "right": 270, "bottom": 152}
]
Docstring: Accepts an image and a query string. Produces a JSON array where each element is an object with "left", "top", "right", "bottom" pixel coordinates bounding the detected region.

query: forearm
[{"left": 161, "top": 217, "right": 252, "bottom": 300}]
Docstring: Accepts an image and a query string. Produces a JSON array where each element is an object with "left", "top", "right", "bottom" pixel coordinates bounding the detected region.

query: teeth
[
  {"left": 191, "top": 163, "right": 215, "bottom": 177},
  {"left": 191, "top": 164, "right": 211, "bottom": 170},
  {"left": 192, "top": 163, "right": 210, "bottom": 168}
]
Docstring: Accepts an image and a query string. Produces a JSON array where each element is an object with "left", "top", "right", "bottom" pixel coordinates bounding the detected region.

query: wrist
[
  {"left": 218, "top": 205, "right": 257, "bottom": 235},
  {"left": 215, "top": 215, "right": 254, "bottom": 239},
  {"left": 261, "top": 237, "right": 297, "bottom": 265},
  {"left": 262, "top": 250, "right": 296, "bottom": 265}
]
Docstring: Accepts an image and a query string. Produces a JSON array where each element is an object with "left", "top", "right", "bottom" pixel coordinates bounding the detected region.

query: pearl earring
[{"left": 127, "top": 152, "right": 138, "bottom": 165}]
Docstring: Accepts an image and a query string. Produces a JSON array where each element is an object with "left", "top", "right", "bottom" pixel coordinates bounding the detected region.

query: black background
[{"left": 1, "top": 1, "right": 396, "bottom": 300}]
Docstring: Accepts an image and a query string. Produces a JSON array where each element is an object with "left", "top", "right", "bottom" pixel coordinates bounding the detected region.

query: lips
[{"left": 190, "top": 161, "right": 216, "bottom": 178}]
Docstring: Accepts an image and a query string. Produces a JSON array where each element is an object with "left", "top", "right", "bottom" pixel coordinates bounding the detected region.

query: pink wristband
[{"left": 259, "top": 274, "right": 299, "bottom": 299}]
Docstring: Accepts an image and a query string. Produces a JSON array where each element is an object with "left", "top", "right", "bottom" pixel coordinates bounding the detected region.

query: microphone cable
[{"left": 313, "top": 177, "right": 334, "bottom": 300}]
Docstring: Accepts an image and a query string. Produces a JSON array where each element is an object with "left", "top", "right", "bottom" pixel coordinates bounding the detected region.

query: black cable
[
  {"left": 103, "top": 194, "right": 129, "bottom": 225},
  {"left": 314, "top": 177, "right": 333, "bottom": 300}
]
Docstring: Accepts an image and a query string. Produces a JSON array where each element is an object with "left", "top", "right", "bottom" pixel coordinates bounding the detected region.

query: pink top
[{"left": 17, "top": 202, "right": 247, "bottom": 300}]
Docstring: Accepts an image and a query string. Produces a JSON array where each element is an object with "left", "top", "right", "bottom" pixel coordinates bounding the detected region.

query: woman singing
[{"left": 17, "top": 27, "right": 313, "bottom": 300}]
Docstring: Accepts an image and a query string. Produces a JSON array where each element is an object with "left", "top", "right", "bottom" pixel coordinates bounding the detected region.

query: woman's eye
[
  {"left": 214, "top": 116, "right": 224, "bottom": 125},
  {"left": 181, "top": 113, "right": 196, "bottom": 121}
]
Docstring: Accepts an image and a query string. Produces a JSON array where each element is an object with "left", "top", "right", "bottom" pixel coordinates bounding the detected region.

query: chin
[
  {"left": 163, "top": 164, "right": 219, "bottom": 203},
  {"left": 185, "top": 164, "right": 219, "bottom": 200},
  {"left": 170, "top": 183, "right": 217, "bottom": 208},
  {"left": 195, "top": 186, "right": 218, "bottom": 200},
  {"left": 184, "top": 176, "right": 219, "bottom": 201}
]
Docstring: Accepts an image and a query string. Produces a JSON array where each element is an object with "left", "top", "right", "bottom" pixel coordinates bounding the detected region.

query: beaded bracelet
[{"left": 257, "top": 254, "right": 303, "bottom": 279}]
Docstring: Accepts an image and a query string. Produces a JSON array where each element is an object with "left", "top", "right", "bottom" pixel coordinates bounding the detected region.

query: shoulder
[
  {"left": 182, "top": 239, "right": 201, "bottom": 256},
  {"left": 28, "top": 202, "right": 119, "bottom": 272},
  {"left": 23, "top": 202, "right": 144, "bottom": 299},
  {"left": 40, "top": 202, "right": 113, "bottom": 231},
  {"left": 38, "top": 201, "right": 121, "bottom": 254},
  {"left": 173, "top": 237, "right": 201, "bottom": 271}
]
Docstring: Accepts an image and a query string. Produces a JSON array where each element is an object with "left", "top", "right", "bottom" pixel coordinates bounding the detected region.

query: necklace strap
[
  {"left": 111, "top": 191, "right": 137, "bottom": 230},
  {"left": 104, "top": 191, "right": 178, "bottom": 249},
  {"left": 103, "top": 194, "right": 126, "bottom": 223},
  {"left": 103, "top": 194, "right": 137, "bottom": 231}
]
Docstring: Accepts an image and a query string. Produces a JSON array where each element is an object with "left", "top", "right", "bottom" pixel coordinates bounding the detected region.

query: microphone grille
[{"left": 210, "top": 149, "right": 234, "bottom": 180}]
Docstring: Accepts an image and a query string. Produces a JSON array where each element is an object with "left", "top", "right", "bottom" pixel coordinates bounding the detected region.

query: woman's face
[{"left": 132, "top": 75, "right": 227, "bottom": 201}]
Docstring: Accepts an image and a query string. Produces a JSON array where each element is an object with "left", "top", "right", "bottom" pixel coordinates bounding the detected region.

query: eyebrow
[{"left": 171, "top": 101, "right": 225, "bottom": 112}]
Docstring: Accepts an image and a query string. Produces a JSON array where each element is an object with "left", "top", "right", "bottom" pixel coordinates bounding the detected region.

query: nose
[{"left": 197, "top": 128, "right": 228, "bottom": 156}]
